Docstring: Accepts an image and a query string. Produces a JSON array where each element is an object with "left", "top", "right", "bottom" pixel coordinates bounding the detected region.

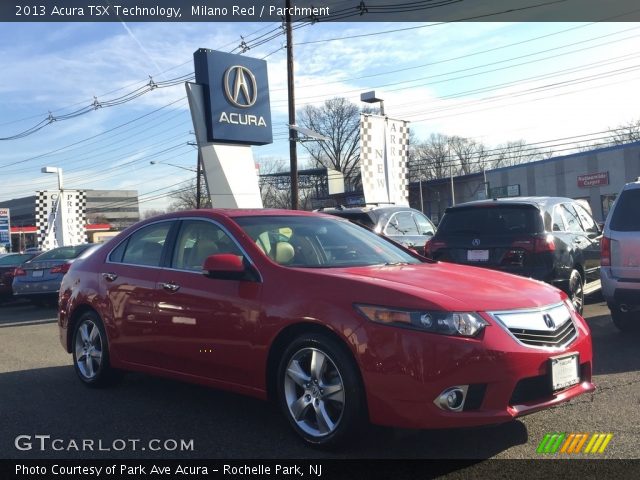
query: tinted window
[
  {"left": 116, "top": 222, "right": 172, "bottom": 267},
  {"left": 552, "top": 206, "right": 566, "bottom": 232},
  {"left": 610, "top": 189, "right": 640, "bottom": 231},
  {"left": 385, "top": 212, "right": 419, "bottom": 236},
  {"left": 561, "top": 204, "right": 583, "bottom": 233},
  {"left": 236, "top": 216, "right": 420, "bottom": 268},
  {"left": 172, "top": 220, "right": 241, "bottom": 271},
  {"left": 414, "top": 212, "right": 435, "bottom": 236},
  {"left": 327, "top": 212, "right": 375, "bottom": 229},
  {"left": 437, "top": 205, "right": 543, "bottom": 235},
  {"left": 574, "top": 204, "right": 598, "bottom": 233},
  {"left": 30, "top": 244, "right": 93, "bottom": 262}
]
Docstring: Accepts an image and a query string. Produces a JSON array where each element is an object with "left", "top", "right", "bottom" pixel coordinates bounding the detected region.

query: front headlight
[{"left": 355, "top": 304, "right": 488, "bottom": 337}]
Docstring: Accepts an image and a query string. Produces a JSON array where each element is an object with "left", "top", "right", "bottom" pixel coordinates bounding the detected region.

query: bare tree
[
  {"left": 141, "top": 209, "right": 167, "bottom": 220},
  {"left": 298, "top": 98, "right": 369, "bottom": 189},
  {"left": 607, "top": 119, "right": 640, "bottom": 145},
  {"left": 411, "top": 133, "right": 453, "bottom": 181},
  {"left": 169, "top": 179, "right": 211, "bottom": 210},
  {"left": 491, "top": 140, "right": 549, "bottom": 169},
  {"left": 449, "top": 136, "right": 490, "bottom": 175}
]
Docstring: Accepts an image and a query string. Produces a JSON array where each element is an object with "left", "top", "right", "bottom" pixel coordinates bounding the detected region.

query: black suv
[
  {"left": 424, "top": 197, "right": 601, "bottom": 313},
  {"left": 318, "top": 205, "right": 436, "bottom": 249}
]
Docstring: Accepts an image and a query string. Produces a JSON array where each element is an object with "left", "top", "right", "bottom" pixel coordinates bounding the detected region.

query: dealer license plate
[
  {"left": 550, "top": 353, "right": 579, "bottom": 391},
  {"left": 467, "top": 249, "right": 489, "bottom": 262},
  {"left": 32, "top": 270, "right": 43, "bottom": 277}
]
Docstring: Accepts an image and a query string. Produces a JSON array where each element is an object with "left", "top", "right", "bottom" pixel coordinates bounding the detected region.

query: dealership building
[
  {"left": 408, "top": 141, "right": 640, "bottom": 224},
  {"left": 0, "top": 189, "right": 139, "bottom": 250}
]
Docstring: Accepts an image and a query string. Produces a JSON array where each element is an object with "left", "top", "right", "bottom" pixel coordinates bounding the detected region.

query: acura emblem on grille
[{"left": 543, "top": 314, "right": 555, "bottom": 329}]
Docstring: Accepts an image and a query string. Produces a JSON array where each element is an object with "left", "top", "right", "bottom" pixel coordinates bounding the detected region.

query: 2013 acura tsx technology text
[{"left": 58, "top": 209, "right": 594, "bottom": 446}]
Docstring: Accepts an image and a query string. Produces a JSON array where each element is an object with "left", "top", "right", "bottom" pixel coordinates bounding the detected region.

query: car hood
[{"left": 321, "top": 261, "right": 566, "bottom": 312}]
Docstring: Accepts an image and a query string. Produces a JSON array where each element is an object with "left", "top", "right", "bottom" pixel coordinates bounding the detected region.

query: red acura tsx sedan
[{"left": 58, "top": 209, "right": 595, "bottom": 446}]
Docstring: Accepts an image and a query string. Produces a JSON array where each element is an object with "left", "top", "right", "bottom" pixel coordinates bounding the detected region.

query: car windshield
[
  {"left": 29, "top": 244, "right": 93, "bottom": 262},
  {"left": 0, "top": 254, "right": 34, "bottom": 266},
  {"left": 437, "top": 205, "right": 543, "bottom": 235},
  {"left": 234, "top": 215, "right": 422, "bottom": 268}
]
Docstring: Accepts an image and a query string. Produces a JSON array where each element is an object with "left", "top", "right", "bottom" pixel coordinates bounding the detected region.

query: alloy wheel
[
  {"left": 569, "top": 270, "right": 584, "bottom": 314},
  {"left": 74, "top": 319, "right": 103, "bottom": 380},
  {"left": 283, "top": 347, "right": 345, "bottom": 438}
]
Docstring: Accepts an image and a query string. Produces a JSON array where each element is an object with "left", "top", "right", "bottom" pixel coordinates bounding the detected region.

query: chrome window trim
[
  {"left": 106, "top": 219, "right": 175, "bottom": 270},
  {"left": 487, "top": 302, "right": 578, "bottom": 351}
]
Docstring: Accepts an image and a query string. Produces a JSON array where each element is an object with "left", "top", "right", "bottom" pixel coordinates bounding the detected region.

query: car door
[
  {"left": 101, "top": 220, "right": 175, "bottom": 367},
  {"left": 153, "top": 218, "right": 263, "bottom": 386},
  {"left": 559, "top": 203, "right": 598, "bottom": 283}
]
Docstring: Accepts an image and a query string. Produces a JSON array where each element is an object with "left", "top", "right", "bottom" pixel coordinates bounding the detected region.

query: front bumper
[{"left": 352, "top": 309, "right": 594, "bottom": 429}]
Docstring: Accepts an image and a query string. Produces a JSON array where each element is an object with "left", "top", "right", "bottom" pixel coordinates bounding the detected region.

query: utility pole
[{"left": 285, "top": 0, "right": 299, "bottom": 210}]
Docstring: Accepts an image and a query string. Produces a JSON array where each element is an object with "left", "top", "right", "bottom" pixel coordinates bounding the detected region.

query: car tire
[
  {"left": 277, "top": 333, "right": 365, "bottom": 448},
  {"left": 567, "top": 269, "right": 584, "bottom": 315},
  {"left": 609, "top": 303, "right": 638, "bottom": 332},
  {"left": 72, "top": 311, "right": 118, "bottom": 387}
]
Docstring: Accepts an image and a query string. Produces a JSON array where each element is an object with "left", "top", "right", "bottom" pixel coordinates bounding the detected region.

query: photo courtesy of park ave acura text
[{"left": 0, "top": 0, "right": 639, "bottom": 478}]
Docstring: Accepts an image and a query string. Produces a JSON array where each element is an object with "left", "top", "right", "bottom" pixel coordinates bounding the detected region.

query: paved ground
[{"left": 0, "top": 296, "right": 638, "bottom": 461}]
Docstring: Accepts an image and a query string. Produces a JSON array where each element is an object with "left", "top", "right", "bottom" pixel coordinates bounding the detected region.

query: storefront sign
[
  {"left": 193, "top": 49, "right": 272, "bottom": 145},
  {"left": 577, "top": 171, "right": 609, "bottom": 188},
  {"left": 0, "top": 208, "right": 11, "bottom": 251}
]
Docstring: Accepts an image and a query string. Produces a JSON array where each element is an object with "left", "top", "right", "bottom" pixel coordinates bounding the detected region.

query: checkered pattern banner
[
  {"left": 359, "top": 114, "right": 410, "bottom": 206},
  {"left": 36, "top": 190, "right": 87, "bottom": 250}
]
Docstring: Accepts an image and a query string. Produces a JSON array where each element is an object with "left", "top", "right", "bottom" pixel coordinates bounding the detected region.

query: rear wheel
[
  {"left": 277, "top": 333, "right": 365, "bottom": 447},
  {"left": 609, "top": 303, "right": 639, "bottom": 332},
  {"left": 72, "top": 311, "right": 118, "bottom": 387},
  {"left": 567, "top": 269, "right": 584, "bottom": 315}
]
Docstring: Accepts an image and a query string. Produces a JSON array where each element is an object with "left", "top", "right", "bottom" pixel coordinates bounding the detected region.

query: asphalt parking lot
[{"left": 0, "top": 296, "right": 638, "bottom": 461}]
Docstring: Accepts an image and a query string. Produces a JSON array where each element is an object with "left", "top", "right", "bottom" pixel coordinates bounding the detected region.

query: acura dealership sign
[{"left": 194, "top": 49, "right": 272, "bottom": 145}]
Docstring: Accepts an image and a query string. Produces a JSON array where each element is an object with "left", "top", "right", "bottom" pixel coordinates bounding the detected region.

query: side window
[
  {"left": 561, "top": 204, "right": 583, "bottom": 233},
  {"left": 113, "top": 222, "right": 172, "bottom": 267},
  {"left": 574, "top": 204, "right": 598, "bottom": 233},
  {"left": 172, "top": 220, "right": 241, "bottom": 271},
  {"left": 552, "top": 206, "right": 566, "bottom": 232},
  {"left": 414, "top": 212, "right": 435, "bottom": 236},
  {"left": 385, "top": 212, "right": 419, "bottom": 236}
]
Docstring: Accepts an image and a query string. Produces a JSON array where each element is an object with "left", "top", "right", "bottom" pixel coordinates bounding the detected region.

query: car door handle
[
  {"left": 102, "top": 272, "right": 118, "bottom": 282},
  {"left": 160, "top": 282, "right": 180, "bottom": 293}
]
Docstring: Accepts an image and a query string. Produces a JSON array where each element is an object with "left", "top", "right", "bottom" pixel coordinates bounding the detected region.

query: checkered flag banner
[
  {"left": 359, "top": 114, "right": 410, "bottom": 206},
  {"left": 36, "top": 190, "right": 87, "bottom": 250}
]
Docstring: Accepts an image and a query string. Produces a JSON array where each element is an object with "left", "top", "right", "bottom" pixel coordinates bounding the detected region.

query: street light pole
[{"left": 285, "top": 0, "right": 299, "bottom": 210}]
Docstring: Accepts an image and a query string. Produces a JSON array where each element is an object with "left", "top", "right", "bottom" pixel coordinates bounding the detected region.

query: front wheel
[
  {"left": 72, "top": 311, "right": 117, "bottom": 387},
  {"left": 277, "top": 333, "right": 365, "bottom": 447}
]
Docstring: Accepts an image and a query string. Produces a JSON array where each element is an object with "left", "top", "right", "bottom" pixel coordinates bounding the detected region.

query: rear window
[
  {"left": 0, "top": 254, "right": 34, "bottom": 266},
  {"left": 30, "top": 244, "right": 93, "bottom": 262},
  {"left": 610, "top": 189, "right": 640, "bottom": 231},
  {"left": 325, "top": 212, "right": 375, "bottom": 229},
  {"left": 438, "top": 205, "right": 543, "bottom": 235}
]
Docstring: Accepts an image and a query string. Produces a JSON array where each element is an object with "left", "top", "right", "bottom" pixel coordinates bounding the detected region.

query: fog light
[{"left": 434, "top": 386, "right": 468, "bottom": 412}]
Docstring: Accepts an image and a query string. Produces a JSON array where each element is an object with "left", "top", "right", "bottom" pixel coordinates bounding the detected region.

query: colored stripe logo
[{"left": 537, "top": 433, "right": 613, "bottom": 454}]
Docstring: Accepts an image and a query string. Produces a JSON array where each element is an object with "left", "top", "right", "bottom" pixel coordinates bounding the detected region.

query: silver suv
[{"left": 601, "top": 179, "right": 640, "bottom": 331}]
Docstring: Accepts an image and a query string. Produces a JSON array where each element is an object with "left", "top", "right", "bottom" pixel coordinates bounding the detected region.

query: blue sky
[{"left": 1, "top": 20, "right": 639, "bottom": 213}]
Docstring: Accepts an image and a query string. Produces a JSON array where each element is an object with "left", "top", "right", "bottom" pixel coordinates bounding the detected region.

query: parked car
[
  {"left": 318, "top": 205, "right": 436, "bottom": 250},
  {"left": 13, "top": 244, "right": 100, "bottom": 306},
  {"left": 601, "top": 179, "right": 640, "bottom": 331},
  {"left": 59, "top": 209, "right": 594, "bottom": 447},
  {"left": 0, "top": 252, "right": 40, "bottom": 302},
  {"left": 424, "top": 197, "right": 602, "bottom": 314}
]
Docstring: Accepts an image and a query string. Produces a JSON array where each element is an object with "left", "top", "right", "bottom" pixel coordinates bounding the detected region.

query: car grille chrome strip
[
  {"left": 508, "top": 320, "right": 577, "bottom": 348},
  {"left": 488, "top": 303, "right": 578, "bottom": 350}
]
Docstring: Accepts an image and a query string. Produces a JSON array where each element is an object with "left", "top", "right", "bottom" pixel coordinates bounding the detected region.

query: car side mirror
[{"left": 202, "top": 254, "right": 253, "bottom": 281}]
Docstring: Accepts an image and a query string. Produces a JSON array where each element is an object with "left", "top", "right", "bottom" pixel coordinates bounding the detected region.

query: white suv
[{"left": 601, "top": 179, "right": 640, "bottom": 331}]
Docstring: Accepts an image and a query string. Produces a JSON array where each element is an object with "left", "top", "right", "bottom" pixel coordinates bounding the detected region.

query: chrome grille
[
  {"left": 489, "top": 303, "right": 578, "bottom": 350},
  {"left": 508, "top": 319, "right": 577, "bottom": 348}
]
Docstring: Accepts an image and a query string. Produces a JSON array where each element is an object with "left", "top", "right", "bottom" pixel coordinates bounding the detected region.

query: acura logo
[
  {"left": 472, "top": 238, "right": 481, "bottom": 247},
  {"left": 543, "top": 314, "right": 555, "bottom": 329},
  {"left": 224, "top": 65, "right": 257, "bottom": 108}
]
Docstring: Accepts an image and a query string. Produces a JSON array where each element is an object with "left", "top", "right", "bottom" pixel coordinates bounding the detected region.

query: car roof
[
  {"left": 448, "top": 196, "right": 577, "bottom": 211},
  {"left": 621, "top": 179, "right": 640, "bottom": 190},
  {"left": 317, "top": 205, "right": 419, "bottom": 214}
]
